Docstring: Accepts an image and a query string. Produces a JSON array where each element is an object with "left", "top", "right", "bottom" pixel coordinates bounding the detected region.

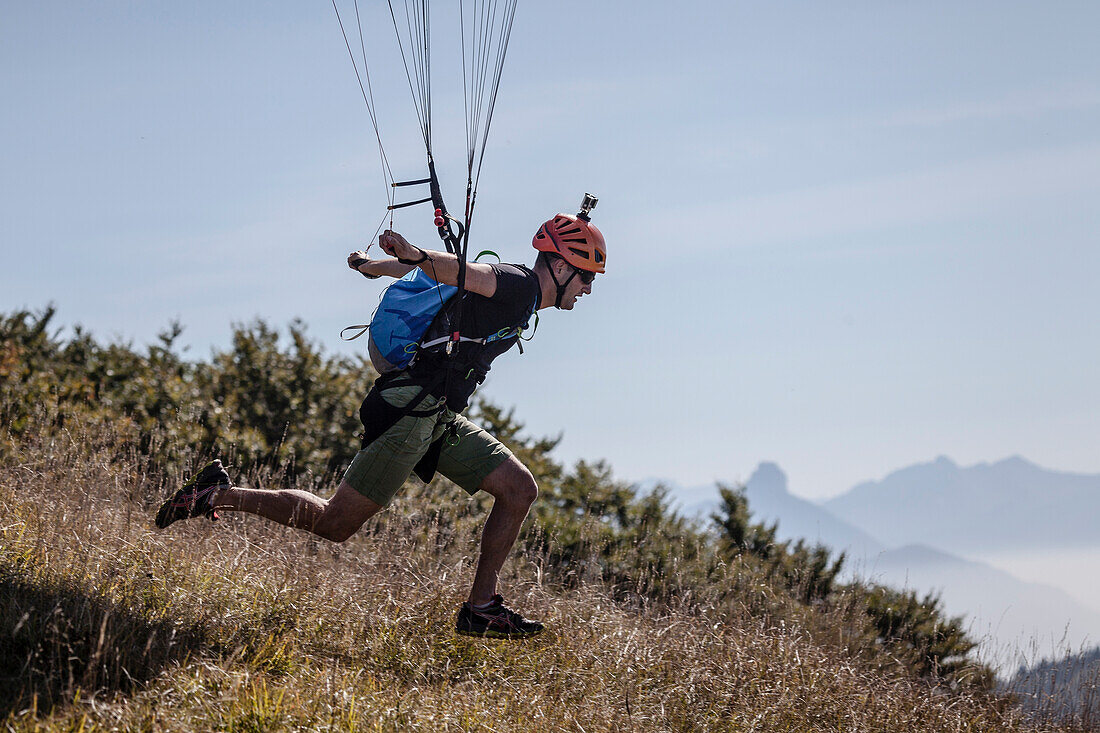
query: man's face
[{"left": 556, "top": 261, "right": 595, "bottom": 310}]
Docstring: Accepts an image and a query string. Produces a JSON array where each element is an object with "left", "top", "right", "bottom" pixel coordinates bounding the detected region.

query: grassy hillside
[
  {"left": 1, "top": 309, "right": 1094, "bottom": 731},
  {"left": 0, "top": 426, "right": 1042, "bottom": 732}
]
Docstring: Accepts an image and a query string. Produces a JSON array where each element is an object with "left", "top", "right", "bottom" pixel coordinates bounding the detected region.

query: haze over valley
[{"left": 658, "top": 455, "right": 1100, "bottom": 671}]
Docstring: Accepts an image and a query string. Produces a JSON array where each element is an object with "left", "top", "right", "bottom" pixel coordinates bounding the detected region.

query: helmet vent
[
  {"left": 594, "top": 251, "right": 604, "bottom": 263},
  {"left": 559, "top": 227, "right": 583, "bottom": 236},
  {"left": 567, "top": 247, "right": 591, "bottom": 260}
]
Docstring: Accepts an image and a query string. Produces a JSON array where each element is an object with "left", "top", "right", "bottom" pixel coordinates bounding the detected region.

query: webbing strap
[
  {"left": 341, "top": 324, "right": 370, "bottom": 341},
  {"left": 373, "top": 372, "right": 448, "bottom": 418},
  {"left": 419, "top": 334, "right": 486, "bottom": 350}
]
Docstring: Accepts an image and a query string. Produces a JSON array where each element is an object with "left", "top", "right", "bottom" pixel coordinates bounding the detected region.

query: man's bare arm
[
  {"left": 375, "top": 230, "right": 497, "bottom": 297},
  {"left": 348, "top": 251, "right": 415, "bottom": 279}
]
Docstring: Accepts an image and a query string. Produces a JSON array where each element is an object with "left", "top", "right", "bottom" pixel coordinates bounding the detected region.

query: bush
[{"left": 1, "top": 307, "right": 995, "bottom": 696}]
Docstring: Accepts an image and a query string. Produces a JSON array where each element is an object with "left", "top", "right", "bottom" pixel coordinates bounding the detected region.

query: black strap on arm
[
  {"left": 396, "top": 247, "right": 430, "bottom": 266},
  {"left": 349, "top": 255, "right": 380, "bottom": 279}
]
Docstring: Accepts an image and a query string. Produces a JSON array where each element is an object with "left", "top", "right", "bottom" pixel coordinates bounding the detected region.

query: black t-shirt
[{"left": 409, "top": 263, "right": 541, "bottom": 409}]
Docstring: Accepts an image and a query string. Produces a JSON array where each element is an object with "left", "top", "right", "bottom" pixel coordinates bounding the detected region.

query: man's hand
[
  {"left": 348, "top": 250, "right": 380, "bottom": 278},
  {"left": 360, "top": 230, "right": 496, "bottom": 296},
  {"left": 378, "top": 230, "right": 426, "bottom": 264}
]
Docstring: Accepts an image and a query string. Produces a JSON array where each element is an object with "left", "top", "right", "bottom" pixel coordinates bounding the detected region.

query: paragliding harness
[
  {"left": 344, "top": 158, "right": 462, "bottom": 483},
  {"left": 350, "top": 251, "right": 533, "bottom": 376},
  {"left": 345, "top": 160, "right": 536, "bottom": 483},
  {"left": 350, "top": 285, "right": 536, "bottom": 482},
  {"left": 331, "top": 1, "right": 523, "bottom": 481}
]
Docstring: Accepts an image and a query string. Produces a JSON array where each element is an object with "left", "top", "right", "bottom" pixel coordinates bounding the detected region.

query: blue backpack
[
  {"left": 344, "top": 265, "right": 536, "bottom": 375},
  {"left": 365, "top": 268, "right": 456, "bottom": 373}
]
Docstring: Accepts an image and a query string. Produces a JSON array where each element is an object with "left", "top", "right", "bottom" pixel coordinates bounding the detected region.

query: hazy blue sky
[{"left": 3, "top": 1, "right": 1098, "bottom": 499}]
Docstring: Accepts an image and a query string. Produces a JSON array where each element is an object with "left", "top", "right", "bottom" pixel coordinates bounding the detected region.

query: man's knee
[
  {"left": 509, "top": 472, "right": 538, "bottom": 509},
  {"left": 314, "top": 516, "right": 358, "bottom": 543},
  {"left": 483, "top": 458, "right": 538, "bottom": 509},
  {"left": 312, "top": 481, "right": 383, "bottom": 542}
]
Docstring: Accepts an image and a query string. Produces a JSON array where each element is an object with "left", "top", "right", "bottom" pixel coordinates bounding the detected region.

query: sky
[{"left": 3, "top": 1, "right": 1099, "bottom": 500}]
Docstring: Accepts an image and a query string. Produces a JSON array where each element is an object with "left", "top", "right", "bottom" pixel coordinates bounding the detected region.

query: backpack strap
[
  {"left": 359, "top": 372, "right": 448, "bottom": 452},
  {"left": 340, "top": 324, "right": 370, "bottom": 341},
  {"left": 358, "top": 370, "right": 457, "bottom": 486}
]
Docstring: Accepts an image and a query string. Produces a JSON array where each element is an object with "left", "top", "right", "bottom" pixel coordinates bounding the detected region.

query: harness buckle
[{"left": 444, "top": 421, "right": 461, "bottom": 447}]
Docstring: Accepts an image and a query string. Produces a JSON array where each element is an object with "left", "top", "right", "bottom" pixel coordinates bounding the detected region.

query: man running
[{"left": 155, "top": 203, "right": 605, "bottom": 639}]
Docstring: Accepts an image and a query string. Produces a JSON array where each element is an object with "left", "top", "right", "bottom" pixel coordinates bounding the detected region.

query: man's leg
[
  {"left": 212, "top": 480, "right": 382, "bottom": 543},
  {"left": 415, "top": 415, "right": 544, "bottom": 638},
  {"left": 467, "top": 456, "right": 538, "bottom": 605},
  {"left": 209, "top": 384, "right": 444, "bottom": 539},
  {"left": 158, "top": 385, "right": 441, "bottom": 538}
]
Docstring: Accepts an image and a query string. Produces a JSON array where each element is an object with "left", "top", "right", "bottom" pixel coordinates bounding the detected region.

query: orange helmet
[{"left": 532, "top": 213, "right": 606, "bottom": 273}]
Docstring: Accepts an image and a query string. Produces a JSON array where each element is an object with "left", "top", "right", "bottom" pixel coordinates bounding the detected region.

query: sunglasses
[{"left": 573, "top": 267, "right": 596, "bottom": 285}]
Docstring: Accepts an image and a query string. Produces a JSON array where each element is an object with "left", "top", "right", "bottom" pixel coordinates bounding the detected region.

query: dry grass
[{"left": 0, "top": 422, "right": 1083, "bottom": 732}]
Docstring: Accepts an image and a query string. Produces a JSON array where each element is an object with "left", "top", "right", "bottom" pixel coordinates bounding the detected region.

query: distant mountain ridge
[
  {"left": 641, "top": 466, "right": 885, "bottom": 557},
  {"left": 648, "top": 457, "right": 1100, "bottom": 676},
  {"left": 823, "top": 455, "right": 1100, "bottom": 553},
  {"left": 741, "top": 462, "right": 885, "bottom": 556}
]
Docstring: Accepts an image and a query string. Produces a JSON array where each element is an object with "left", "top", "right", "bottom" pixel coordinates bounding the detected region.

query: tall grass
[{"left": 3, "top": 412, "right": 1091, "bottom": 731}]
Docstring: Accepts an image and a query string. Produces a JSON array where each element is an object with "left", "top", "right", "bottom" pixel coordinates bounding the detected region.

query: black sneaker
[
  {"left": 455, "top": 595, "right": 544, "bottom": 639},
  {"left": 154, "top": 460, "right": 232, "bottom": 529}
]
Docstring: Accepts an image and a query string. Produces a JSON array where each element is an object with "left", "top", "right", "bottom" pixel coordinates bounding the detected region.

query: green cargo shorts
[{"left": 342, "top": 384, "right": 512, "bottom": 507}]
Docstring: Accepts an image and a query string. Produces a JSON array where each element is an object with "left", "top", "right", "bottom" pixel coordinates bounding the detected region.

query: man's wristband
[
  {"left": 397, "top": 247, "right": 430, "bottom": 266},
  {"left": 350, "top": 255, "right": 380, "bottom": 279}
]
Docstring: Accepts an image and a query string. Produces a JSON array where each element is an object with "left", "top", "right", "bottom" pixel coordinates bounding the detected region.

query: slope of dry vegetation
[
  {"left": 0, "top": 419, "right": 1068, "bottom": 732},
  {"left": 1, "top": 309, "right": 1093, "bottom": 731}
]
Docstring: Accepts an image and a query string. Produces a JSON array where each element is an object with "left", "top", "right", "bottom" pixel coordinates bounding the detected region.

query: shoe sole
[
  {"left": 154, "top": 466, "right": 230, "bottom": 529},
  {"left": 456, "top": 627, "right": 544, "bottom": 640},
  {"left": 154, "top": 488, "right": 228, "bottom": 529}
]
